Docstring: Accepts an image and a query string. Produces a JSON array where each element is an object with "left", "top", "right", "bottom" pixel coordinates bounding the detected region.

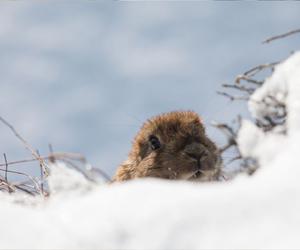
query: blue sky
[{"left": 0, "top": 1, "right": 299, "bottom": 177}]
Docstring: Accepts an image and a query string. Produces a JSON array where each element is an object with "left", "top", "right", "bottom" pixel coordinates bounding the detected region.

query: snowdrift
[{"left": 1, "top": 52, "right": 300, "bottom": 249}]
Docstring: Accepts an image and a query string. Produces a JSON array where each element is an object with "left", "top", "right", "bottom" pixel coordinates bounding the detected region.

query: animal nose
[
  {"left": 186, "top": 152, "right": 207, "bottom": 164},
  {"left": 184, "top": 143, "right": 208, "bottom": 162},
  {"left": 186, "top": 152, "right": 202, "bottom": 161}
]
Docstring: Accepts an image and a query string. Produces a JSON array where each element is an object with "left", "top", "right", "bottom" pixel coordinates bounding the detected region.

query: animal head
[{"left": 114, "top": 111, "right": 221, "bottom": 181}]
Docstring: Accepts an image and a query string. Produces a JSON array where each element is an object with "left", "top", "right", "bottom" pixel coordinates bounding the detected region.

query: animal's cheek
[
  {"left": 135, "top": 165, "right": 151, "bottom": 178},
  {"left": 175, "top": 164, "right": 197, "bottom": 179},
  {"left": 171, "top": 158, "right": 197, "bottom": 173},
  {"left": 138, "top": 157, "right": 155, "bottom": 169},
  {"left": 201, "top": 154, "right": 217, "bottom": 170}
]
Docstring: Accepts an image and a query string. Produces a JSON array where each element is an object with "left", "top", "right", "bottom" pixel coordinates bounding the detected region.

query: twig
[
  {"left": 217, "top": 91, "right": 249, "bottom": 101},
  {"left": 0, "top": 157, "right": 44, "bottom": 168},
  {"left": 222, "top": 83, "right": 255, "bottom": 94},
  {"left": 212, "top": 122, "right": 237, "bottom": 138},
  {"left": 218, "top": 143, "right": 234, "bottom": 154},
  {"left": 10, "top": 181, "right": 40, "bottom": 195},
  {"left": 226, "top": 155, "right": 242, "bottom": 165},
  {"left": 0, "top": 179, "right": 15, "bottom": 193},
  {"left": 58, "top": 158, "right": 98, "bottom": 183},
  {"left": 48, "top": 144, "right": 55, "bottom": 163},
  {"left": 242, "top": 62, "right": 279, "bottom": 77},
  {"left": 0, "top": 116, "right": 49, "bottom": 176},
  {"left": 215, "top": 29, "right": 295, "bottom": 178},
  {"left": 4, "top": 153, "right": 8, "bottom": 182},
  {"left": 47, "top": 150, "right": 111, "bottom": 181},
  {"left": 263, "top": 28, "right": 300, "bottom": 44},
  {"left": 14, "top": 185, "right": 36, "bottom": 196},
  {"left": 90, "top": 168, "right": 111, "bottom": 182},
  {"left": 0, "top": 153, "right": 85, "bottom": 168},
  {"left": 0, "top": 116, "right": 111, "bottom": 195},
  {"left": 0, "top": 167, "right": 41, "bottom": 194},
  {"left": 50, "top": 152, "right": 87, "bottom": 163},
  {"left": 37, "top": 150, "right": 44, "bottom": 195},
  {"left": 0, "top": 151, "right": 111, "bottom": 182},
  {"left": 211, "top": 121, "right": 239, "bottom": 155},
  {"left": 235, "top": 75, "right": 264, "bottom": 85}
]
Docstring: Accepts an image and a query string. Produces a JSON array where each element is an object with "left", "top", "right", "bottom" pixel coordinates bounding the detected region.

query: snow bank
[
  {"left": 239, "top": 52, "right": 300, "bottom": 169},
  {"left": 1, "top": 52, "right": 300, "bottom": 249}
]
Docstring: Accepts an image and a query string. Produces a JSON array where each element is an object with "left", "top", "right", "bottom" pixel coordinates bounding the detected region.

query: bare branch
[
  {"left": 3, "top": 153, "right": 8, "bottom": 182},
  {"left": 50, "top": 152, "right": 87, "bottom": 163},
  {"left": 0, "top": 118, "right": 112, "bottom": 195},
  {"left": 0, "top": 157, "right": 43, "bottom": 167},
  {"left": 37, "top": 150, "right": 44, "bottom": 195},
  {"left": 48, "top": 143, "right": 55, "bottom": 163},
  {"left": 226, "top": 155, "right": 242, "bottom": 165},
  {"left": 263, "top": 28, "right": 300, "bottom": 44},
  {"left": 89, "top": 168, "right": 111, "bottom": 182},
  {"left": 0, "top": 151, "right": 111, "bottom": 183},
  {"left": 222, "top": 83, "right": 256, "bottom": 94},
  {"left": 14, "top": 185, "right": 36, "bottom": 196},
  {"left": 0, "top": 167, "right": 41, "bottom": 193},
  {"left": 242, "top": 62, "right": 279, "bottom": 77},
  {"left": 214, "top": 29, "right": 296, "bottom": 179},
  {"left": 0, "top": 179, "right": 15, "bottom": 193},
  {"left": 211, "top": 121, "right": 239, "bottom": 156},
  {"left": 217, "top": 91, "right": 249, "bottom": 101},
  {"left": 235, "top": 75, "right": 263, "bottom": 85},
  {"left": 0, "top": 116, "right": 49, "bottom": 176}
]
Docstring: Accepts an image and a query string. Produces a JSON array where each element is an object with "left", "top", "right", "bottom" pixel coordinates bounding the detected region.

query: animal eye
[{"left": 149, "top": 135, "right": 161, "bottom": 150}]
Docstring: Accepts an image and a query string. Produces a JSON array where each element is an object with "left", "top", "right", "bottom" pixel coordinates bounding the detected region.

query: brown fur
[{"left": 113, "top": 111, "right": 221, "bottom": 182}]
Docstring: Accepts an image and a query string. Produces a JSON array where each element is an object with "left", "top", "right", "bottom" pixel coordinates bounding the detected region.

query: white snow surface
[{"left": 1, "top": 52, "right": 300, "bottom": 249}]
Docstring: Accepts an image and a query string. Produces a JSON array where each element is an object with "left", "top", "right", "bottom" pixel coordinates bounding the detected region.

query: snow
[
  {"left": 47, "top": 162, "right": 97, "bottom": 196},
  {"left": 1, "top": 52, "right": 300, "bottom": 249}
]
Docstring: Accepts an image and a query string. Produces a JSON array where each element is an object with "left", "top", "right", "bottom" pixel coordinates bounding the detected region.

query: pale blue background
[{"left": 0, "top": 1, "right": 299, "bottom": 177}]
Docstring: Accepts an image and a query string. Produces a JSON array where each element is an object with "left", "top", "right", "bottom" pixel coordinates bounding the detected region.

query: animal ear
[
  {"left": 193, "top": 115, "right": 203, "bottom": 124},
  {"left": 191, "top": 116, "right": 201, "bottom": 125},
  {"left": 191, "top": 117, "right": 205, "bottom": 133}
]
